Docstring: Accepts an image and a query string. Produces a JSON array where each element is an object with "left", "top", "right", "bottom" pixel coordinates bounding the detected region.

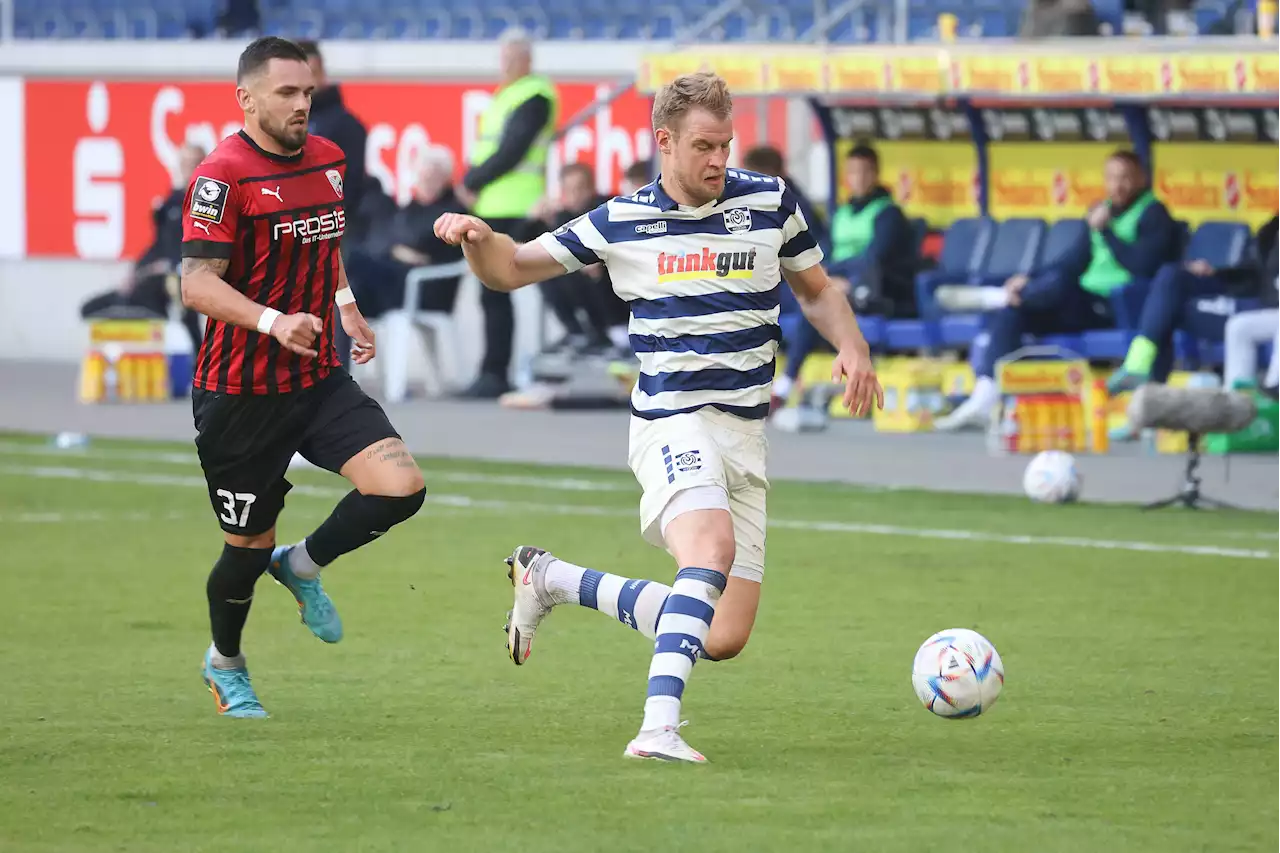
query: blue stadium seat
[
  {"left": 1182, "top": 221, "right": 1251, "bottom": 268},
  {"left": 884, "top": 320, "right": 928, "bottom": 352},
  {"left": 914, "top": 217, "right": 996, "bottom": 346},
  {"left": 939, "top": 314, "right": 984, "bottom": 349},
  {"left": 1037, "top": 219, "right": 1087, "bottom": 270},
  {"left": 916, "top": 218, "right": 995, "bottom": 292},
  {"left": 11, "top": 0, "right": 1073, "bottom": 40},
  {"left": 979, "top": 218, "right": 1046, "bottom": 286}
]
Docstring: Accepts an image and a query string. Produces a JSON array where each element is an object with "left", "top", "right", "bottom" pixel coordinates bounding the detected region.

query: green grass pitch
[{"left": 0, "top": 433, "right": 1275, "bottom": 852}]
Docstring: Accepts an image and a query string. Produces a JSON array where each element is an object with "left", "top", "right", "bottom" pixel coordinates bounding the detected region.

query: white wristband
[
  {"left": 257, "top": 307, "right": 281, "bottom": 335},
  {"left": 335, "top": 286, "right": 356, "bottom": 306}
]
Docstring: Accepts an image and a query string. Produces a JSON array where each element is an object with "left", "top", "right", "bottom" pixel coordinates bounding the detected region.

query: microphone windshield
[{"left": 1128, "top": 384, "right": 1258, "bottom": 435}]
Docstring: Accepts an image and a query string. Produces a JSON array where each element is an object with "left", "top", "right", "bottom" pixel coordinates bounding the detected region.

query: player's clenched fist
[
  {"left": 270, "top": 312, "right": 323, "bottom": 359},
  {"left": 433, "top": 213, "right": 492, "bottom": 246}
]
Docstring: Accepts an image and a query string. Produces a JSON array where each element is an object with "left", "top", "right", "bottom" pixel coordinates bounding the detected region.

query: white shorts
[{"left": 627, "top": 407, "right": 769, "bottom": 583}]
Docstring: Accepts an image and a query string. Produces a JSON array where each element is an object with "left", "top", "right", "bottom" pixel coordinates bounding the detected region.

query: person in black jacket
[
  {"left": 525, "top": 162, "right": 627, "bottom": 357},
  {"left": 297, "top": 40, "right": 368, "bottom": 239},
  {"left": 297, "top": 40, "right": 369, "bottom": 369},
  {"left": 80, "top": 142, "right": 206, "bottom": 348},
  {"left": 342, "top": 145, "right": 467, "bottom": 319},
  {"left": 1108, "top": 214, "right": 1279, "bottom": 394}
]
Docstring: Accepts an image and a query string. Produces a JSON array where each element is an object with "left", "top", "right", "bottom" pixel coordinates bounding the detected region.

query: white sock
[
  {"left": 289, "top": 540, "right": 322, "bottom": 579},
  {"left": 978, "top": 287, "right": 1010, "bottom": 310},
  {"left": 607, "top": 326, "right": 630, "bottom": 348},
  {"left": 968, "top": 376, "right": 999, "bottom": 413},
  {"left": 772, "top": 374, "right": 794, "bottom": 400},
  {"left": 548, "top": 559, "right": 671, "bottom": 640},
  {"left": 641, "top": 567, "right": 725, "bottom": 731},
  {"left": 210, "top": 644, "right": 245, "bottom": 670}
]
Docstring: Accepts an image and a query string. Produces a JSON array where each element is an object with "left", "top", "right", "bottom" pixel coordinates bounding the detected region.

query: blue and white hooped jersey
[{"left": 536, "top": 169, "right": 824, "bottom": 421}]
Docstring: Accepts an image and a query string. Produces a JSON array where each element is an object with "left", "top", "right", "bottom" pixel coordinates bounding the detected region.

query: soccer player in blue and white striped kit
[{"left": 435, "top": 71, "right": 883, "bottom": 762}]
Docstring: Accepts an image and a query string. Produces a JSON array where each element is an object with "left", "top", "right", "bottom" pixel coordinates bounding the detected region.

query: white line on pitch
[
  {"left": 0, "top": 441, "right": 632, "bottom": 493},
  {"left": 1, "top": 464, "right": 1272, "bottom": 562},
  {"left": 0, "top": 509, "right": 190, "bottom": 524}
]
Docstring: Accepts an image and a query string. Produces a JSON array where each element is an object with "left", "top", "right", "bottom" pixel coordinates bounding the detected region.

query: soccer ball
[
  {"left": 1022, "top": 450, "right": 1081, "bottom": 503},
  {"left": 911, "top": 629, "right": 1005, "bottom": 718}
]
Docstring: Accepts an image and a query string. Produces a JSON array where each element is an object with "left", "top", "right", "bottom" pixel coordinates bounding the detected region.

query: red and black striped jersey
[{"left": 181, "top": 130, "right": 347, "bottom": 395}]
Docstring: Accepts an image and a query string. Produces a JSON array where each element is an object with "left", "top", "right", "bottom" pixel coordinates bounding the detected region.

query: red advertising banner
[{"left": 24, "top": 79, "right": 784, "bottom": 259}]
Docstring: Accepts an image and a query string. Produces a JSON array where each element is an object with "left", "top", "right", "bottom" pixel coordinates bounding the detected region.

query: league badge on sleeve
[{"left": 190, "top": 177, "right": 230, "bottom": 224}]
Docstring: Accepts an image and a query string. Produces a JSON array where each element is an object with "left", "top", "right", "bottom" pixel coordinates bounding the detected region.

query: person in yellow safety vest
[{"left": 456, "top": 29, "right": 560, "bottom": 399}]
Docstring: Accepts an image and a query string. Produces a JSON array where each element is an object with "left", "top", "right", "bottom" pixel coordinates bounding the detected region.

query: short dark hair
[
  {"left": 743, "top": 145, "right": 785, "bottom": 177},
  {"left": 295, "top": 39, "right": 322, "bottom": 62},
  {"left": 1108, "top": 149, "right": 1144, "bottom": 171},
  {"left": 237, "top": 37, "right": 309, "bottom": 83},
  {"left": 561, "top": 162, "right": 593, "bottom": 183},
  {"left": 624, "top": 160, "right": 651, "bottom": 185},
  {"left": 847, "top": 142, "right": 879, "bottom": 170}
]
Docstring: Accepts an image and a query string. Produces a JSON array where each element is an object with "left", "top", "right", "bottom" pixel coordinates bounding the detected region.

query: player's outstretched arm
[
  {"left": 784, "top": 263, "right": 884, "bottom": 416},
  {"left": 181, "top": 257, "right": 323, "bottom": 359},
  {"left": 433, "top": 212, "right": 566, "bottom": 292}
]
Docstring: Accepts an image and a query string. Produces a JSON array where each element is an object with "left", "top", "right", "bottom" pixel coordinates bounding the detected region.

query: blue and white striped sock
[
  {"left": 641, "top": 567, "right": 727, "bottom": 732},
  {"left": 545, "top": 559, "right": 671, "bottom": 640}
]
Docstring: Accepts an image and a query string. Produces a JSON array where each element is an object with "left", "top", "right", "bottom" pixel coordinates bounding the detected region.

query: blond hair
[{"left": 651, "top": 71, "right": 733, "bottom": 133}]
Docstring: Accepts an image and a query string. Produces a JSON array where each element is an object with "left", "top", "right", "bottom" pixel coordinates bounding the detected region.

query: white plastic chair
[{"left": 381, "top": 260, "right": 470, "bottom": 403}]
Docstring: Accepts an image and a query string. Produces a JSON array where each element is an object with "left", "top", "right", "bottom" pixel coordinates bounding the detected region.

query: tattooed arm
[{"left": 181, "top": 257, "right": 322, "bottom": 357}]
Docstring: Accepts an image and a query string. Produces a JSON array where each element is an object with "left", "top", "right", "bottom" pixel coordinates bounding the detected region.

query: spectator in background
[
  {"left": 742, "top": 145, "right": 827, "bottom": 249},
  {"left": 620, "top": 159, "right": 652, "bottom": 196},
  {"left": 1108, "top": 214, "right": 1279, "bottom": 394},
  {"left": 1019, "top": 0, "right": 1101, "bottom": 36},
  {"left": 767, "top": 143, "right": 914, "bottom": 412},
  {"left": 527, "top": 162, "right": 629, "bottom": 359},
  {"left": 296, "top": 40, "right": 370, "bottom": 370},
  {"left": 935, "top": 150, "right": 1178, "bottom": 430},
  {"left": 80, "top": 142, "right": 206, "bottom": 349},
  {"left": 457, "top": 29, "right": 560, "bottom": 398},
  {"left": 343, "top": 146, "right": 466, "bottom": 320},
  {"left": 189, "top": 0, "right": 260, "bottom": 38},
  {"left": 297, "top": 40, "right": 368, "bottom": 238}
]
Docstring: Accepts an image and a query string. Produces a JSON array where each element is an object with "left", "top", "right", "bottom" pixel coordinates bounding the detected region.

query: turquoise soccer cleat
[
  {"left": 269, "top": 545, "right": 344, "bottom": 643},
  {"left": 201, "top": 647, "right": 268, "bottom": 719}
]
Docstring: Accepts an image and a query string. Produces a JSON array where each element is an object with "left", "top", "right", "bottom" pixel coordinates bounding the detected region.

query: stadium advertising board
[
  {"left": 985, "top": 108, "right": 1127, "bottom": 221},
  {"left": 1148, "top": 107, "right": 1279, "bottom": 228},
  {"left": 830, "top": 106, "right": 978, "bottom": 227},
  {"left": 640, "top": 47, "right": 1280, "bottom": 99},
  {"left": 20, "top": 78, "right": 784, "bottom": 260}
]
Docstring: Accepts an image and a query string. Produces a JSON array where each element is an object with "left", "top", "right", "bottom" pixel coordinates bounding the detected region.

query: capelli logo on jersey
[
  {"left": 273, "top": 208, "right": 346, "bottom": 244},
  {"left": 656, "top": 248, "right": 757, "bottom": 282}
]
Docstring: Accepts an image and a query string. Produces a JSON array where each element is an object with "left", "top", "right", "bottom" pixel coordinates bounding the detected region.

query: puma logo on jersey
[
  {"left": 192, "top": 221, "right": 211, "bottom": 235},
  {"left": 261, "top": 186, "right": 283, "bottom": 202}
]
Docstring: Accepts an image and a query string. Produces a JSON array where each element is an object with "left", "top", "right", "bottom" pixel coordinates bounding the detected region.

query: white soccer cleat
[
  {"left": 503, "top": 545, "right": 555, "bottom": 666},
  {"left": 934, "top": 395, "right": 994, "bottom": 432},
  {"left": 624, "top": 723, "right": 708, "bottom": 763}
]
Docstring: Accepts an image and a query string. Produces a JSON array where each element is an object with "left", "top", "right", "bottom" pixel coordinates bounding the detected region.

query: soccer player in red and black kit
[{"left": 181, "top": 37, "right": 425, "bottom": 718}]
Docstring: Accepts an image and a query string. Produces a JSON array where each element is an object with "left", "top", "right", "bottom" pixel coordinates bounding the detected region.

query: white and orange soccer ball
[
  {"left": 911, "top": 629, "right": 1005, "bottom": 719},
  {"left": 1022, "top": 450, "right": 1082, "bottom": 504}
]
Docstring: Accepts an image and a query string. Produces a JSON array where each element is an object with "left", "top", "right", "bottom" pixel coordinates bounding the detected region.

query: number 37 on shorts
[{"left": 216, "top": 489, "right": 258, "bottom": 528}]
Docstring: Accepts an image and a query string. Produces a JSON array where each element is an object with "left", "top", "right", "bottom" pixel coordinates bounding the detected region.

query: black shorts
[{"left": 192, "top": 371, "right": 400, "bottom": 535}]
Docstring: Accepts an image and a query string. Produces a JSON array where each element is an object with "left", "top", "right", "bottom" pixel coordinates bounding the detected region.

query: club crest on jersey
[
  {"left": 325, "top": 169, "right": 344, "bottom": 198},
  {"left": 723, "top": 207, "right": 752, "bottom": 235},
  {"left": 189, "top": 177, "right": 230, "bottom": 224},
  {"left": 656, "top": 248, "right": 756, "bottom": 282}
]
